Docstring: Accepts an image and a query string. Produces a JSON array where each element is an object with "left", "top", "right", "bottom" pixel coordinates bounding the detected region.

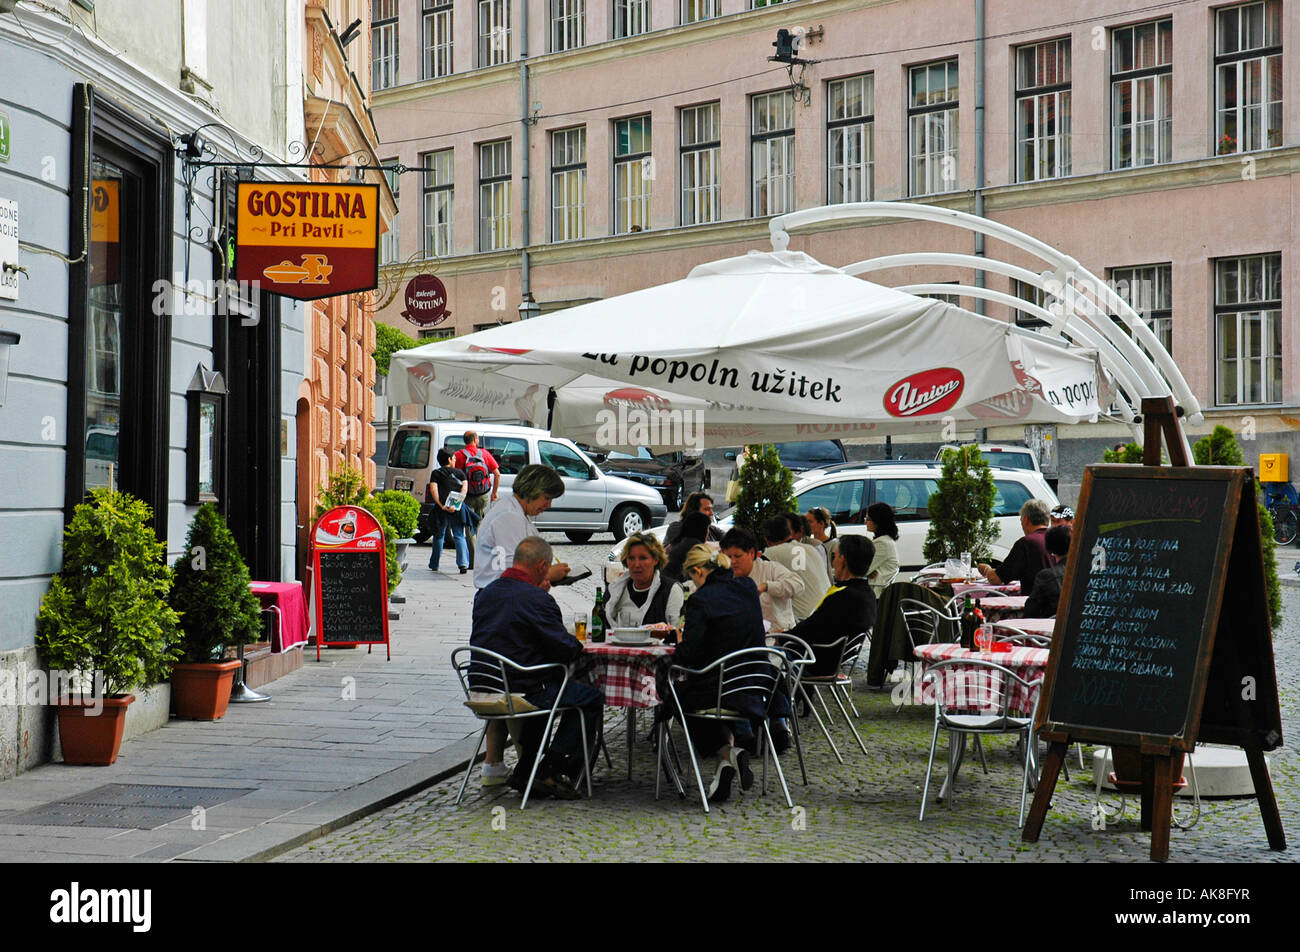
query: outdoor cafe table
[
  {"left": 575, "top": 640, "right": 675, "bottom": 779},
  {"left": 249, "top": 580, "right": 310, "bottom": 652},
  {"left": 912, "top": 642, "right": 1050, "bottom": 801},
  {"left": 977, "top": 595, "right": 1029, "bottom": 623},
  {"left": 951, "top": 580, "right": 1020, "bottom": 597},
  {"left": 992, "top": 616, "right": 1056, "bottom": 637}
]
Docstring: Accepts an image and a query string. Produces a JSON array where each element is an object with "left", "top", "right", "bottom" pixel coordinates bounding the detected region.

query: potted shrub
[
  {"left": 922, "top": 445, "right": 1000, "bottom": 565},
  {"left": 372, "top": 489, "right": 420, "bottom": 573},
  {"left": 168, "top": 504, "right": 264, "bottom": 719},
  {"left": 35, "top": 489, "right": 181, "bottom": 765}
]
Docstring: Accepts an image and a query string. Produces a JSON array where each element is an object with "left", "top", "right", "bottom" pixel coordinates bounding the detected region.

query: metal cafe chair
[
  {"left": 763, "top": 633, "right": 818, "bottom": 783},
  {"left": 986, "top": 623, "right": 1084, "bottom": 772},
  {"left": 794, "top": 632, "right": 870, "bottom": 756},
  {"left": 896, "top": 599, "right": 960, "bottom": 715},
  {"left": 451, "top": 646, "right": 593, "bottom": 811},
  {"left": 662, "top": 647, "right": 792, "bottom": 814},
  {"left": 942, "top": 589, "right": 1009, "bottom": 615},
  {"left": 918, "top": 658, "right": 1043, "bottom": 827}
]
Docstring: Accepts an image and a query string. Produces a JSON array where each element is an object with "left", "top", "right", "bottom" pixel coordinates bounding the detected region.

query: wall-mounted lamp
[
  {"left": 0, "top": 330, "right": 18, "bottom": 407},
  {"left": 179, "top": 131, "right": 207, "bottom": 160},
  {"left": 518, "top": 292, "right": 540, "bottom": 321},
  {"left": 339, "top": 18, "right": 363, "bottom": 48}
]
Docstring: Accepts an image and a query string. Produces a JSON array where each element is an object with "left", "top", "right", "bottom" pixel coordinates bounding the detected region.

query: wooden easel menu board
[
  {"left": 1023, "top": 463, "right": 1284, "bottom": 860},
  {"left": 311, "top": 505, "right": 391, "bottom": 660}
]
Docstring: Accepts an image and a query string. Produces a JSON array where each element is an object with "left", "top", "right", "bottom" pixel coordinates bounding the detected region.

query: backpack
[{"left": 462, "top": 449, "right": 492, "bottom": 496}]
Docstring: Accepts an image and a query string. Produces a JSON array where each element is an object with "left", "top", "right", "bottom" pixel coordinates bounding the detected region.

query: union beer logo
[{"left": 884, "top": 368, "right": 964, "bottom": 417}]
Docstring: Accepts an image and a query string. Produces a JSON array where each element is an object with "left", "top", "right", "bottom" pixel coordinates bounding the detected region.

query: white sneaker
[{"left": 481, "top": 762, "right": 511, "bottom": 787}]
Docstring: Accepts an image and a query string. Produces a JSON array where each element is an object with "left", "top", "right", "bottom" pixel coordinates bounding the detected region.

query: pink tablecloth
[
  {"left": 249, "top": 581, "right": 310, "bottom": 653},
  {"left": 978, "top": 595, "right": 1029, "bottom": 623},
  {"left": 991, "top": 616, "right": 1056, "bottom": 637},
  {"left": 952, "top": 581, "right": 1021, "bottom": 597},
  {"left": 913, "top": 643, "right": 1049, "bottom": 715},
  {"left": 577, "top": 641, "right": 674, "bottom": 709}
]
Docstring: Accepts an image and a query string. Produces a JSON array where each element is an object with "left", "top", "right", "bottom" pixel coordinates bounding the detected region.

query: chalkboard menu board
[
  {"left": 1043, "top": 471, "right": 1231, "bottom": 745},
  {"left": 317, "top": 552, "right": 386, "bottom": 645}
]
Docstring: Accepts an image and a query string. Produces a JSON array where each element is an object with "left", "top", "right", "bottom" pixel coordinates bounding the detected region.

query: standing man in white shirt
[{"left": 472, "top": 465, "right": 570, "bottom": 785}]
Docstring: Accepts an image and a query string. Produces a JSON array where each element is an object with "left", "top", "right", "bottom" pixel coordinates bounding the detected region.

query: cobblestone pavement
[{"left": 279, "top": 544, "right": 1300, "bottom": 864}]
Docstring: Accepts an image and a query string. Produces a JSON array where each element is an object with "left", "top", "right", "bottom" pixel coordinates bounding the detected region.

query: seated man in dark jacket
[
  {"left": 787, "top": 534, "right": 878, "bottom": 676},
  {"left": 977, "top": 498, "right": 1054, "bottom": 592},
  {"left": 1023, "top": 525, "right": 1071, "bottom": 618},
  {"left": 470, "top": 536, "right": 604, "bottom": 800}
]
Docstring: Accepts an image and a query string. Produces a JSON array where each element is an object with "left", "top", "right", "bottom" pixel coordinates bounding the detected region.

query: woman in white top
[
  {"left": 606, "top": 533, "right": 685, "bottom": 628},
  {"left": 865, "top": 502, "right": 901, "bottom": 597}
]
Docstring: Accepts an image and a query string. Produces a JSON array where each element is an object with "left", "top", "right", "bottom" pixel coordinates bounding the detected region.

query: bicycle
[{"left": 1263, "top": 481, "right": 1298, "bottom": 547}]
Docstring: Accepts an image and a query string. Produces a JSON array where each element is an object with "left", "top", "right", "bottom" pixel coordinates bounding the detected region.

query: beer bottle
[
  {"left": 591, "top": 587, "right": 606, "bottom": 643},
  {"left": 960, "top": 594, "right": 975, "bottom": 650}
]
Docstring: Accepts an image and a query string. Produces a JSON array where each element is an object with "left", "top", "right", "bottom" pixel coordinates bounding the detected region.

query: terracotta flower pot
[
  {"left": 56, "top": 694, "right": 135, "bottom": 766},
  {"left": 171, "top": 659, "right": 242, "bottom": 720}
]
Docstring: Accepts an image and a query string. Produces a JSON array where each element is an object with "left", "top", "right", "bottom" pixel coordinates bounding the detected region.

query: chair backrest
[
  {"left": 921, "top": 658, "right": 1042, "bottom": 723},
  {"left": 450, "top": 645, "right": 566, "bottom": 716},
  {"left": 766, "top": 633, "right": 815, "bottom": 691},
  {"left": 837, "top": 630, "right": 870, "bottom": 676},
  {"left": 876, "top": 566, "right": 900, "bottom": 590},
  {"left": 990, "top": 624, "right": 1051, "bottom": 648},
  {"left": 943, "top": 589, "right": 1005, "bottom": 614},
  {"left": 674, "top": 646, "right": 789, "bottom": 718},
  {"left": 899, "top": 599, "right": 957, "bottom": 650}
]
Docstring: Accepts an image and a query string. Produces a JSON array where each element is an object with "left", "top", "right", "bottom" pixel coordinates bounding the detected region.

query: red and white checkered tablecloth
[
  {"left": 576, "top": 642, "right": 675, "bottom": 709},
  {"left": 951, "top": 581, "right": 1020, "bottom": 597},
  {"left": 977, "top": 595, "right": 1029, "bottom": 623},
  {"left": 912, "top": 643, "right": 1049, "bottom": 715},
  {"left": 992, "top": 616, "right": 1056, "bottom": 637}
]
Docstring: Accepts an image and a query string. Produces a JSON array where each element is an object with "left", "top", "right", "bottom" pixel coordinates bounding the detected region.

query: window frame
[
  {"left": 826, "top": 73, "right": 874, "bottom": 204},
  {"left": 680, "top": 101, "right": 722, "bottom": 226},
  {"left": 1110, "top": 17, "right": 1173, "bottom": 169},
  {"left": 550, "top": 0, "right": 586, "bottom": 53},
  {"left": 614, "top": 0, "right": 650, "bottom": 38},
  {"left": 1109, "top": 263, "right": 1173, "bottom": 357},
  {"left": 380, "top": 159, "right": 400, "bottom": 264},
  {"left": 680, "top": 0, "right": 719, "bottom": 23},
  {"left": 477, "top": 139, "right": 512, "bottom": 253},
  {"left": 750, "top": 90, "right": 796, "bottom": 217},
  {"left": 421, "top": 148, "right": 455, "bottom": 258},
  {"left": 907, "top": 58, "right": 960, "bottom": 196},
  {"left": 550, "top": 126, "right": 587, "bottom": 242},
  {"left": 1213, "top": 0, "right": 1283, "bottom": 155},
  {"left": 1015, "top": 36, "right": 1072, "bottom": 182},
  {"left": 371, "top": 0, "right": 400, "bottom": 91},
  {"left": 477, "top": 0, "right": 511, "bottom": 68},
  {"left": 422, "top": 0, "right": 454, "bottom": 80},
  {"left": 1213, "top": 253, "right": 1283, "bottom": 406},
  {"left": 613, "top": 114, "right": 653, "bottom": 234}
]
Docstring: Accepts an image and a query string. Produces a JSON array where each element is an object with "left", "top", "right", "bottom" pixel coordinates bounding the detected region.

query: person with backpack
[
  {"left": 452, "top": 431, "right": 501, "bottom": 522},
  {"left": 425, "top": 448, "right": 470, "bottom": 574}
]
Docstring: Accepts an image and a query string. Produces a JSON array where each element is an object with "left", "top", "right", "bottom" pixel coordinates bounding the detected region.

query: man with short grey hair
[{"left": 978, "top": 498, "right": 1054, "bottom": 591}]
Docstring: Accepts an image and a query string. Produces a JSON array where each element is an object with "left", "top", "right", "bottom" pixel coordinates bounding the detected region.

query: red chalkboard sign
[{"left": 311, "top": 506, "right": 390, "bottom": 660}]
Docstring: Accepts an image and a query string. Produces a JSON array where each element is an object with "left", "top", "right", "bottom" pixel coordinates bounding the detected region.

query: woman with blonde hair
[
  {"left": 606, "top": 532, "right": 684, "bottom": 628},
  {"left": 670, "top": 545, "right": 766, "bottom": 803}
]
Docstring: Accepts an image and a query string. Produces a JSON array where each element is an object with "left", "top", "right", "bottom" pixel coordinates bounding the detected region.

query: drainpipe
[{"left": 519, "top": 0, "right": 532, "bottom": 318}]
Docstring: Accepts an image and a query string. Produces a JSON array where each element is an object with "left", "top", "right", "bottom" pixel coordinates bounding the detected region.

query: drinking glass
[
  {"left": 960, "top": 551, "right": 972, "bottom": 579},
  {"left": 573, "top": 612, "right": 588, "bottom": 641}
]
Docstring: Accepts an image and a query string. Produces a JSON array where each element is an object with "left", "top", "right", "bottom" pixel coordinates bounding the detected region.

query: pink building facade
[{"left": 368, "top": 0, "right": 1299, "bottom": 485}]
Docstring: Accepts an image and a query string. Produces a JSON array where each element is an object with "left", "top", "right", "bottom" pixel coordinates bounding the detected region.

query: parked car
[
  {"left": 582, "top": 446, "right": 709, "bottom": 512},
  {"left": 723, "top": 439, "right": 848, "bottom": 475},
  {"left": 384, "top": 422, "right": 668, "bottom": 542},
  {"left": 608, "top": 459, "right": 1059, "bottom": 574},
  {"left": 936, "top": 442, "right": 1041, "bottom": 473}
]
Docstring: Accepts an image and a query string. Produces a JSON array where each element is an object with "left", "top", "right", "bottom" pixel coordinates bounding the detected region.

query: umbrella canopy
[{"left": 388, "top": 250, "right": 1110, "bottom": 451}]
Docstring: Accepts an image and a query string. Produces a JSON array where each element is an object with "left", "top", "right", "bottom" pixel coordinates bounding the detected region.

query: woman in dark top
[
  {"left": 671, "top": 545, "right": 766, "bottom": 803},
  {"left": 663, "top": 511, "right": 714, "bottom": 582}
]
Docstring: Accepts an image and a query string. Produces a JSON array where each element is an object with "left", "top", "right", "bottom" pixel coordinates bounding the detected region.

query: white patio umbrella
[{"left": 388, "top": 250, "right": 1111, "bottom": 452}]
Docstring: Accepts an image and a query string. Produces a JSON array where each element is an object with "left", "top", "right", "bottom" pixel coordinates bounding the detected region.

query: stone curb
[{"left": 174, "top": 735, "right": 481, "bottom": 863}]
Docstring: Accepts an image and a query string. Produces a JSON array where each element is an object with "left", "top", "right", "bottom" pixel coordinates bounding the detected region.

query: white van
[{"left": 384, "top": 422, "right": 669, "bottom": 542}]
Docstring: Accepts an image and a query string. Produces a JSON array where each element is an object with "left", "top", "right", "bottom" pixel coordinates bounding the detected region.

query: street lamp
[{"left": 518, "top": 291, "right": 540, "bottom": 321}]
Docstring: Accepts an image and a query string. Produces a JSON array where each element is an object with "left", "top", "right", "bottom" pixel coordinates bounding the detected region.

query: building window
[
  {"left": 371, "top": 0, "right": 399, "bottom": 91},
  {"left": 827, "top": 74, "right": 873, "bottom": 204},
  {"left": 751, "top": 91, "right": 795, "bottom": 216},
  {"left": 474, "top": 322, "right": 500, "bottom": 332},
  {"left": 1010, "top": 278, "right": 1051, "bottom": 329},
  {"left": 681, "top": 0, "right": 719, "bottom": 23},
  {"left": 1110, "top": 264, "right": 1172, "bottom": 358},
  {"left": 1016, "top": 38, "right": 1070, "bottom": 181},
  {"left": 614, "top": 115, "right": 652, "bottom": 234},
  {"left": 422, "top": 149, "right": 454, "bottom": 257},
  {"left": 750, "top": 0, "right": 788, "bottom": 7},
  {"left": 908, "top": 59, "right": 959, "bottom": 195},
  {"left": 551, "top": 127, "right": 586, "bottom": 242},
  {"left": 1111, "top": 18, "right": 1172, "bottom": 169},
  {"left": 551, "top": 0, "right": 585, "bottom": 53},
  {"left": 1215, "top": 254, "right": 1282, "bottom": 405},
  {"left": 680, "top": 102, "right": 721, "bottom": 226},
  {"left": 478, "top": 0, "right": 510, "bottom": 67},
  {"left": 1215, "top": 0, "right": 1282, "bottom": 154},
  {"left": 615, "top": 0, "right": 649, "bottom": 37},
  {"left": 478, "top": 140, "right": 511, "bottom": 252},
  {"left": 381, "top": 161, "right": 400, "bottom": 264},
  {"left": 423, "top": 0, "right": 454, "bottom": 79},
  {"left": 419, "top": 328, "right": 455, "bottom": 341}
]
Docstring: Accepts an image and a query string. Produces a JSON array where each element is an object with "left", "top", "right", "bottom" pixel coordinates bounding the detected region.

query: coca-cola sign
[
  {"left": 884, "top": 368, "right": 964, "bottom": 417},
  {"left": 401, "top": 274, "right": 450, "bottom": 328}
]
